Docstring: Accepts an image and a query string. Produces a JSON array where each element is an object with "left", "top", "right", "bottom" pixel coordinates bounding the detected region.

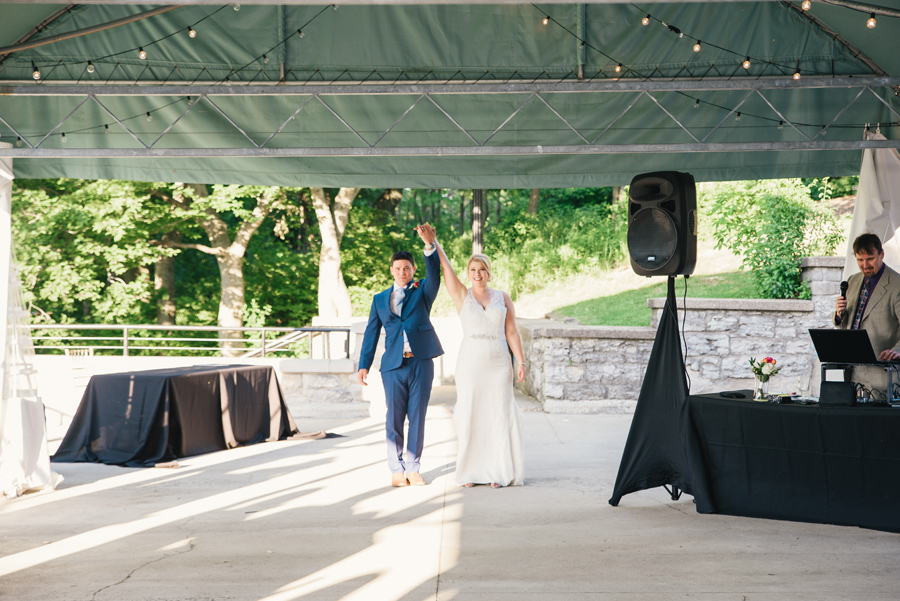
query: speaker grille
[{"left": 627, "top": 208, "right": 677, "bottom": 271}]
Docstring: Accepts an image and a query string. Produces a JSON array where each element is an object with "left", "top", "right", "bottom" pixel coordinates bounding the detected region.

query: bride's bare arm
[
  {"left": 420, "top": 224, "right": 466, "bottom": 311},
  {"left": 503, "top": 292, "right": 526, "bottom": 382}
]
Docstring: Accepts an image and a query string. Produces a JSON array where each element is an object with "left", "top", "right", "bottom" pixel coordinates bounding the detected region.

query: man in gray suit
[{"left": 833, "top": 233, "right": 900, "bottom": 391}]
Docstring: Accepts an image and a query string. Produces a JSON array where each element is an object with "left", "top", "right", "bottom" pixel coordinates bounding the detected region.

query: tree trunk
[
  {"left": 459, "top": 193, "right": 467, "bottom": 235},
  {"left": 472, "top": 189, "right": 484, "bottom": 255},
  {"left": 528, "top": 188, "right": 540, "bottom": 213},
  {"left": 214, "top": 249, "right": 246, "bottom": 355},
  {"left": 311, "top": 187, "right": 360, "bottom": 318},
  {"left": 155, "top": 230, "right": 181, "bottom": 325},
  {"left": 192, "top": 184, "right": 273, "bottom": 356}
]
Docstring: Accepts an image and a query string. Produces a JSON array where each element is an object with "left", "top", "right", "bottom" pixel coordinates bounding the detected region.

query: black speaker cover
[{"left": 627, "top": 171, "right": 697, "bottom": 276}]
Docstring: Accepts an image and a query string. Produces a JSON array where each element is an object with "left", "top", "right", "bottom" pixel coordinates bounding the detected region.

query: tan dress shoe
[
  {"left": 392, "top": 473, "right": 409, "bottom": 487},
  {"left": 406, "top": 472, "right": 426, "bottom": 486}
]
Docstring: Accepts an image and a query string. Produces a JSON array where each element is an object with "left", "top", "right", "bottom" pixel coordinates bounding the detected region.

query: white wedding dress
[{"left": 453, "top": 288, "right": 525, "bottom": 487}]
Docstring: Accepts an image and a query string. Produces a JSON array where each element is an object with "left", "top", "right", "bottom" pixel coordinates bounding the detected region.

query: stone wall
[{"left": 517, "top": 256, "right": 844, "bottom": 413}]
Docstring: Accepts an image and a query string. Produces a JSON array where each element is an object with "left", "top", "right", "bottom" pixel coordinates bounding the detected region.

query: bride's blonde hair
[{"left": 466, "top": 254, "right": 493, "bottom": 282}]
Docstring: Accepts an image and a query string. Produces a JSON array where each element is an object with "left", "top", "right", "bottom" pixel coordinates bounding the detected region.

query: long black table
[
  {"left": 52, "top": 365, "right": 299, "bottom": 467},
  {"left": 685, "top": 393, "right": 900, "bottom": 532}
]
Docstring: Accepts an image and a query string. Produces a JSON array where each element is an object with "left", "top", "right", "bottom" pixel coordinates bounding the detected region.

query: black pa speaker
[{"left": 627, "top": 171, "right": 697, "bottom": 277}]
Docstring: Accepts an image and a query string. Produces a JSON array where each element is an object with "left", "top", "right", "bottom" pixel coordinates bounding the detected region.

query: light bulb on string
[
  {"left": 188, "top": 26, "right": 197, "bottom": 39},
  {"left": 778, "top": 120, "right": 784, "bottom": 131},
  {"left": 298, "top": 30, "right": 304, "bottom": 38},
  {"left": 821, "top": 126, "right": 827, "bottom": 135},
  {"left": 542, "top": 16, "right": 549, "bottom": 25},
  {"left": 146, "top": 112, "right": 153, "bottom": 122},
  {"left": 693, "top": 99, "right": 700, "bottom": 109},
  {"left": 104, "top": 124, "right": 110, "bottom": 135},
  {"left": 263, "top": 54, "right": 269, "bottom": 64},
  {"left": 139, "top": 47, "right": 147, "bottom": 60},
  {"left": 735, "top": 112, "right": 742, "bottom": 122},
  {"left": 642, "top": 15, "right": 650, "bottom": 26},
  {"left": 742, "top": 57, "right": 751, "bottom": 69},
  {"left": 233, "top": 3, "right": 240, "bottom": 11},
  {"left": 31, "top": 61, "right": 40, "bottom": 80},
  {"left": 16, "top": 137, "right": 23, "bottom": 147},
  {"left": 61, "top": 132, "right": 67, "bottom": 143},
  {"left": 867, "top": 13, "right": 876, "bottom": 28},
  {"left": 86, "top": 60, "right": 95, "bottom": 74},
  {"left": 802, "top": 0, "right": 811, "bottom": 10},
  {"left": 693, "top": 40, "right": 701, "bottom": 53},
  {"left": 615, "top": 64, "right": 622, "bottom": 73},
  {"left": 793, "top": 69, "right": 801, "bottom": 80}
]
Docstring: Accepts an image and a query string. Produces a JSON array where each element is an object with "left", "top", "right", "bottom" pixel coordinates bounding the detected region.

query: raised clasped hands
[{"left": 415, "top": 222, "right": 437, "bottom": 245}]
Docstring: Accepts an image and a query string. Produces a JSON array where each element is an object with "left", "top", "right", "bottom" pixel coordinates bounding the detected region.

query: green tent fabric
[{"left": 1, "top": 2, "right": 898, "bottom": 187}]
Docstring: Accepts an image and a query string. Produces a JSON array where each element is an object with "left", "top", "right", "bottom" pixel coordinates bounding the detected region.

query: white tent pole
[{"left": 0, "top": 142, "right": 12, "bottom": 378}]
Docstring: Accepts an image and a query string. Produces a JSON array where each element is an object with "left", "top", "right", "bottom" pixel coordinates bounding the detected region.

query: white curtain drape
[
  {"left": 843, "top": 131, "right": 900, "bottom": 279},
  {"left": 0, "top": 147, "right": 60, "bottom": 499}
]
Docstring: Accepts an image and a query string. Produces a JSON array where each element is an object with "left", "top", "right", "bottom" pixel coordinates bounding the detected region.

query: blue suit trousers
[{"left": 381, "top": 356, "right": 434, "bottom": 474}]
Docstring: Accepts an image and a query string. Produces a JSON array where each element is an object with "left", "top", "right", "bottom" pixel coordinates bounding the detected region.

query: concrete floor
[{"left": 1, "top": 386, "right": 898, "bottom": 601}]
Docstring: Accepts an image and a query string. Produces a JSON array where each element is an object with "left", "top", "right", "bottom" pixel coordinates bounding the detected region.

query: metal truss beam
[
  {"left": 3, "top": 76, "right": 897, "bottom": 158},
  {"left": 2, "top": 139, "right": 898, "bottom": 159},
  {"left": 2, "top": 76, "right": 899, "bottom": 96}
]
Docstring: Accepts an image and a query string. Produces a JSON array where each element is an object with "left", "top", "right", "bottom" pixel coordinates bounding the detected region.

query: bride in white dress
[{"left": 419, "top": 224, "right": 525, "bottom": 488}]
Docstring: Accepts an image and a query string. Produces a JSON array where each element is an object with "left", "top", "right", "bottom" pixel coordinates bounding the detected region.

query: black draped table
[
  {"left": 685, "top": 393, "right": 900, "bottom": 532},
  {"left": 52, "top": 365, "right": 299, "bottom": 467}
]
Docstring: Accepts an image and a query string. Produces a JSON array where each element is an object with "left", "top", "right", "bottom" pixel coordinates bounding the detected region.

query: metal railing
[{"left": 28, "top": 324, "right": 351, "bottom": 359}]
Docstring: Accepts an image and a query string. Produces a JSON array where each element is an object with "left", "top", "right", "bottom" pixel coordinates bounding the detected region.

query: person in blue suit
[{"left": 358, "top": 224, "right": 443, "bottom": 487}]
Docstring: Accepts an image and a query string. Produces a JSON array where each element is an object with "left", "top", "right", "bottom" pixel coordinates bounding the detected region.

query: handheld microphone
[{"left": 840, "top": 280, "right": 849, "bottom": 315}]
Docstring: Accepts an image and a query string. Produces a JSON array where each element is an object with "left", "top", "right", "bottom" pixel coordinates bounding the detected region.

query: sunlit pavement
[{"left": 1, "top": 385, "right": 898, "bottom": 601}]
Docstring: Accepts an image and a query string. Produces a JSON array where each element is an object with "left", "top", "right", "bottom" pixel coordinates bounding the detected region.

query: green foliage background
[
  {"left": 11, "top": 177, "right": 846, "bottom": 333},
  {"left": 702, "top": 179, "right": 845, "bottom": 299}
]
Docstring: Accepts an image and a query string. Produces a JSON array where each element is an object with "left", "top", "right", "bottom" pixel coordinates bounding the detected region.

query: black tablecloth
[
  {"left": 52, "top": 365, "right": 299, "bottom": 467},
  {"left": 685, "top": 393, "right": 900, "bottom": 532}
]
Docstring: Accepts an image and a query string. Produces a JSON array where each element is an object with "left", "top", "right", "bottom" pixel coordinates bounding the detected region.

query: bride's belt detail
[{"left": 467, "top": 333, "right": 498, "bottom": 340}]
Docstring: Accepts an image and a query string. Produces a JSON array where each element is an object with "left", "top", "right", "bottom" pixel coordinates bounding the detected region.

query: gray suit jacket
[{"left": 832, "top": 264, "right": 900, "bottom": 356}]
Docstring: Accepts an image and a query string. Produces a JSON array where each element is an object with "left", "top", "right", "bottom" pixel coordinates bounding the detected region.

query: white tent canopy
[{"left": 843, "top": 131, "right": 900, "bottom": 279}]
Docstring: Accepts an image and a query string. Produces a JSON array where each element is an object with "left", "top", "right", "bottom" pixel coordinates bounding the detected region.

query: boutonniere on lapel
[{"left": 407, "top": 280, "right": 420, "bottom": 291}]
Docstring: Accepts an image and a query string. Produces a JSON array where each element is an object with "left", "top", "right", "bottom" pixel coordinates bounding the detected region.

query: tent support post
[{"left": 0, "top": 143, "right": 12, "bottom": 383}]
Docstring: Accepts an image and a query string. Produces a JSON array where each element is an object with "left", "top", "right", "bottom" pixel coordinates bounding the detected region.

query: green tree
[
  {"left": 11, "top": 179, "right": 176, "bottom": 324},
  {"left": 704, "top": 179, "right": 844, "bottom": 299}
]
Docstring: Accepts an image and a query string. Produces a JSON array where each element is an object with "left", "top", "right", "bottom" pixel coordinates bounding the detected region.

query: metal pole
[
  {"left": 261, "top": 327, "right": 267, "bottom": 358},
  {"left": 123, "top": 326, "right": 129, "bottom": 357},
  {"left": 0, "top": 6, "right": 183, "bottom": 57},
  {"left": 0, "top": 143, "right": 12, "bottom": 381}
]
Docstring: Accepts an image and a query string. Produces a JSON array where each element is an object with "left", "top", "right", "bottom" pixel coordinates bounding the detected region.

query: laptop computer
[{"left": 808, "top": 328, "right": 886, "bottom": 364}]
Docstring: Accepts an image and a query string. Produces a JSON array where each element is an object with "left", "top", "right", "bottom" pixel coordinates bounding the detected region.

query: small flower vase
[{"left": 753, "top": 376, "right": 769, "bottom": 400}]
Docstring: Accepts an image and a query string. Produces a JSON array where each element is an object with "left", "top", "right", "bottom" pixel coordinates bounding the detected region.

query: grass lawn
[{"left": 554, "top": 270, "right": 759, "bottom": 326}]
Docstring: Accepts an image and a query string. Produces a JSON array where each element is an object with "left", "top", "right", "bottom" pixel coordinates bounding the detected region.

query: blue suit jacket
[{"left": 358, "top": 251, "right": 444, "bottom": 372}]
